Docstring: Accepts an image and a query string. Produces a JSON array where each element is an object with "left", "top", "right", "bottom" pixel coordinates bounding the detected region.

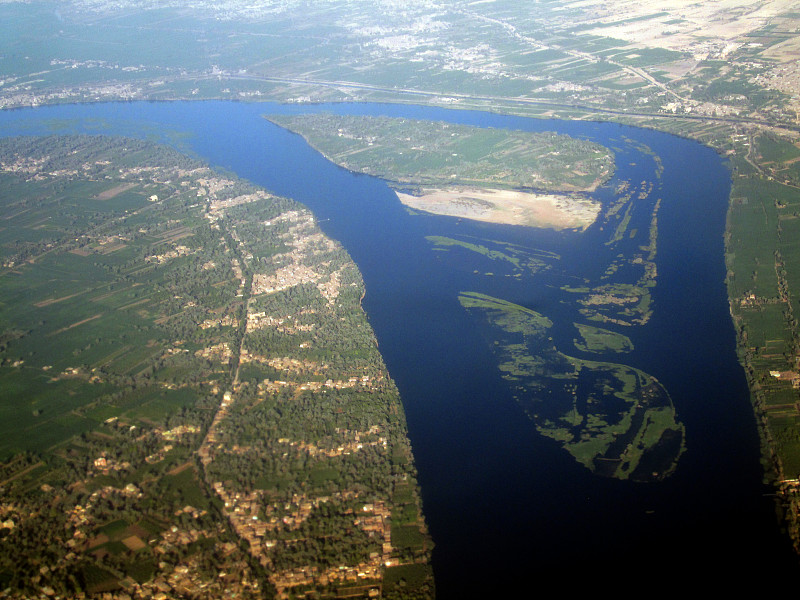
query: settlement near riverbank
[{"left": 0, "top": 136, "right": 433, "bottom": 598}]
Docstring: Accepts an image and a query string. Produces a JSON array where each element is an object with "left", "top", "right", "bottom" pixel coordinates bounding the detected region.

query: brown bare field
[
  {"left": 153, "top": 226, "right": 193, "bottom": 245},
  {"left": 121, "top": 535, "right": 147, "bottom": 551},
  {"left": 49, "top": 313, "right": 103, "bottom": 336},
  {"left": 574, "top": 0, "right": 795, "bottom": 54},
  {"left": 94, "top": 183, "right": 136, "bottom": 200},
  {"left": 34, "top": 290, "right": 86, "bottom": 307}
]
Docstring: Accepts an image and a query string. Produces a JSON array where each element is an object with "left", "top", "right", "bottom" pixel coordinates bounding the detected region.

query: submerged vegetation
[
  {"left": 574, "top": 323, "right": 634, "bottom": 354},
  {"left": 408, "top": 122, "right": 681, "bottom": 483},
  {"left": 420, "top": 136, "right": 671, "bottom": 481},
  {"left": 459, "top": 292, "right": 684, "bottom": 481}
]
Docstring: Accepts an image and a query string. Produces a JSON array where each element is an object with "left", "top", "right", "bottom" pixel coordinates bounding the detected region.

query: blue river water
[{"left": 1, "top": 101, "right": 797, "bottom": 592}]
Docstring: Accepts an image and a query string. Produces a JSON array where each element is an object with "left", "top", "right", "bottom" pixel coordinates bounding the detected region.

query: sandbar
[{"left": 395, "top": 187, "right": 601, "bottom": 231}]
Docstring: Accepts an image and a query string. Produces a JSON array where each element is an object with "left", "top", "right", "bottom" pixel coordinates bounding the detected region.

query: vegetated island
[
  {"left": 267, "top": 114, "right": 613, "bottom": 231},
  {"left": 0, "top": 136, "right": 433, "bottom": 599}
]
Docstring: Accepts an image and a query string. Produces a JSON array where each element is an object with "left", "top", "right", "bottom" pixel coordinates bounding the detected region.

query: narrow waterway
[{"left": 1, "top": 101, "right": 796, "bottom": 593}]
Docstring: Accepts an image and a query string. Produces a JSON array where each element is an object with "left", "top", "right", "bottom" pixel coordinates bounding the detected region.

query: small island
[{"left": 267, "top": 114, "right": 613, "bottom": 230}]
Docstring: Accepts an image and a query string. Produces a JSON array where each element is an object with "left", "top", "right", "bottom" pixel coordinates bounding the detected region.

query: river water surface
[{"left": 1, "top": 101, "right": 797, "bottom": 593}]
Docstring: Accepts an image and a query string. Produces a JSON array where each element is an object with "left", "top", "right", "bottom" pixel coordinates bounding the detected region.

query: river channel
[{"left": 1, "top": 101, "right": 798, "bottom": 592}]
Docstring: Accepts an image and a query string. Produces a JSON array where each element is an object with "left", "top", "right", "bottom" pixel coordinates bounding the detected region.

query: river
[{"left": 1, "top": 101, "right": 797, "bottom": 593}]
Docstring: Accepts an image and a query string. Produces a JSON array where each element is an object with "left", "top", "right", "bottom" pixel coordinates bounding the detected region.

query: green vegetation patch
[
  {"left": 771, "top": 416, "right": 800, "bottom": 479},
  {"left": 392, "top": 524, "right": 427, "bottom": 551},
  {"left": 574, "top": 323, "right": 634, "bottom": 353},
  {"left": 383, "top": 563, "right": 435, "bottom": 600},
  {"left": 267, "top": 113, "right": 614, "bottom": 193},
  {"left": 460, "top": 292, "right": 684, "bottom": 481},
  {"left": 427, "top": 236, "right": 520, "bottom": 268},
  {"left": 426, "top": 235, "right": 556, "bottom": 275},
  {"left": 459, "top": 292, "right": 552, "bottom": 337},
  {"left": 755, "top": 134, "right": 800, "bottom": 165}
]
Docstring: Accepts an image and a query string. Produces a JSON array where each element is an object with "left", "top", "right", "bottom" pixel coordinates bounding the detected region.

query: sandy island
[{"left": 395, "top": 187, "right": 601, "bottom": 231}]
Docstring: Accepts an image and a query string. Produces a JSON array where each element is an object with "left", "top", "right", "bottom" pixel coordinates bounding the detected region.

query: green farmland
[{"left": 0, "top": 135, "right": 432, "bottom": 599}]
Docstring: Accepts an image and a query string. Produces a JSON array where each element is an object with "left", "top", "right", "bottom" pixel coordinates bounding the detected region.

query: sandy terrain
[
  {"left": 395, "top": 187, "right": 601, "bottom": 231},
  {"left": 572, "top": 0, "right": 800, "bottom": 57}
]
